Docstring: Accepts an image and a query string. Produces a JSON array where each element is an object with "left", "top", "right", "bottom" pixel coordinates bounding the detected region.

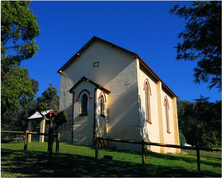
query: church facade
[{"left": 57, "top": 36, "right": 180, "bottom": 153}]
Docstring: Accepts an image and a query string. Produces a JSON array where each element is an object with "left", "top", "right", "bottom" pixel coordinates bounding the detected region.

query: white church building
[{"left": 57, "top": 36, "right": 180, "bottom": 154}]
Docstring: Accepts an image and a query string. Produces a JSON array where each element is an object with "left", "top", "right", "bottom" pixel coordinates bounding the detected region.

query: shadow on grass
[
  {"left": 183, "top": 149, "right": 222, "bottom": 161},
  {"left": 145, "top": 151, "right": 221, "bottom": 167},
  {"left": 200, "top": 154, "right": 222, "bottom": 161},
  {"left": 1, "top": 140, "right": 24, "bottom": 144},
  {"left": 91, "top": 145, "right": 221, "bottom": 167},
  {"left": 1, "top": 148, "right": 221, "bottom": 177}
]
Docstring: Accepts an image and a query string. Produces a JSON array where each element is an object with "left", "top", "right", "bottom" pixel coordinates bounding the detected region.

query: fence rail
[
  {"left": 95, "top": 137, "right": 222, "bottom": 171},
  {"left": 1, "top": 130, "right": 60, "bottom": 154},
  {"left": 1, "top": 130, "right": 26, "bottom": 134}
]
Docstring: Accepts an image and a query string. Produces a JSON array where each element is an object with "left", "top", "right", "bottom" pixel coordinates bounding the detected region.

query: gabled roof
[
  {"left": 27, "top": 110, "right": 56, "bottom": 120},
  {"left": 58, "top": 36, "right": 177, "bottom": 97},
  {"left": 57, "top": 36, "right": 136, "bottom": 74},
  {"left": 69, "top": 76, "right": 111, "bottom": 94}
]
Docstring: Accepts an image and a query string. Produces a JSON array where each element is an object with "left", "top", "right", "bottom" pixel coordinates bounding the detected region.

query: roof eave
[
  {"left": 57, "top": 36, "right": 139, "bottom": 74},
  {"left": 69, "top": 76, "right": 111, "bottom": 94},
  {"left": 58, "top": 36, "right": 177, "bottom": 98},
  {"left": 57, "top": 36, "right": 99, "bottom": 73},
  {"left": 136, "top": 55, "right": 177, "bottom": 98}
]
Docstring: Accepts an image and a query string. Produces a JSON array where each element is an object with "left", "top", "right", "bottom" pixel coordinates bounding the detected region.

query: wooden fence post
[
  {"left": 141, "top": 140, "right": 145, "bottom": 164},
  {"left": 51, "top": 135, "right": 54, "bottom": 151},
  {"left": 95, "top": 137, "right": 98, "bottom": 158},
  {"left": 48, "top": 114, "right": 53, "bottom": 164},
  {"left": 24, "top": 130, "right": 28, "bottom": 150},
  {"left": 196, "top": 145, "right": 201, "bottom": 171},
  {"left": 56, "top": 133, "right": 60, "bottom": 153},
  {"left": 48, "top": 115, "right": 54, "bottom": 153}
]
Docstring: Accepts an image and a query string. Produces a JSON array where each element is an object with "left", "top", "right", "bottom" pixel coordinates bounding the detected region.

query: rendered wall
[
  {"left": 59, "top": 40, "right": 139, "bottom": 120},
  {"left": 95, "top": 89, "right": 108, "bottom": 138},
  {"left": 107, "top": 58, "right": 141, "bottom": 151},
  {"left": 161, "top": 89, "right": 180, "bottom": 153},
  {"left": 72, "top": 81, "right": 95, "bottom": 146},
  {"left": 138, "top": 67, "right": 161, "bottom": 153},
  {"left": 59, "top": 39, "right": 141, "bottom": 150},
  {"left": 172, "top": 97, "right": 180, "bottom": 154},
  {"left": 138, "top": 65, "right": 180, "bottom": 153}
]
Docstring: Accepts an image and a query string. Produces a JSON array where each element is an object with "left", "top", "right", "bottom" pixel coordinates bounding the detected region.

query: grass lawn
[{"left": 1, "top": 140, "right": 222, "bottom": 177}]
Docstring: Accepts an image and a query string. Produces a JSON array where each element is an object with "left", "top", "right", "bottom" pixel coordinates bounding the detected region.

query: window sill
[
  {"left": 100, "top": 114, "right": 105, "bottom": 118},
  {"left": 146, "top": 119, "right": 152, "bottom": 124},
  {"left": 167, "top": 131, "right": 171, "bottom": 134},
  {"left": 79, "top": 113, "right": 88, "bottom": 116}
]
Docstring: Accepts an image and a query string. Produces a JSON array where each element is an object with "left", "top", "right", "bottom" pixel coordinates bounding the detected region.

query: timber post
[
  {"left": 48, "top": 115, "right": 53, "bottom": 152},
  {"left": 51, "top": 120, "right": 54, "bottom": 152},
  {"left": 95, "top": 137, "right": 99, "bottom": 158},
  {"left": 196, "top": 145, "right": 201, "bottom": 171},
  {"left": 51, "top": 117, "right": 54, "bottom": 151},
  {"left": 56, "top": 133, "right": 60, "bottom": 153},
  {"left": 24, "top": 130, "right": 28, "bottom": 150},
  {"left": 48, "top": 113, "right": 53, "bottom": 164},
  {"left": 51, "top": 135, "right": 54, "bottom": 151},
  {"left": 28, "top": 120, "right": 32, "bottom": 142},
  {"left": 48, "top": 126, "right": 50, "bottom": 152},
  {"left": 142, "top": 140, "right": 145, "bottom": 164},
  {"left": 39, "top": 118, "right": 46, "bottom": 142}
]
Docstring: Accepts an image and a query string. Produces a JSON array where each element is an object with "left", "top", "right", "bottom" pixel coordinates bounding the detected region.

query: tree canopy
[
  {"left": 37, "top": 84, "right": 66, "bottom": 130},
  {"left": 1, "top": 1, "right": 40, "bottom": 66},
  {"left": 1, "top": 1, "right": 40, "bottom": 128},
  {"left": 169, "top": 1, "right": 221, "bottom": 91},
  {"left": 1, "top": 1, "right": 65, "bottom": 131},
  {"left": 177, "top": 97, "right": 221, "bottom": 147},
  {"left": 2, "top": 78, "right": 39, "bottom": 131},
  {"left": 37, "top": 83, "right": 60, "bottom": 113}
]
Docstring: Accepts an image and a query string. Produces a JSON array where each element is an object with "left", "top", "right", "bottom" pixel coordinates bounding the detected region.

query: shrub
[{"left": 179, "top": 130, "right": 186, "bottom": 146}]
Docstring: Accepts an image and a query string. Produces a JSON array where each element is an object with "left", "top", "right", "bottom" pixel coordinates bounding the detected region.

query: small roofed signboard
[
  {"left": 27, "top": 110, "right": 56, "bottom": 143},
  {"left": 27, "top": 110, "right": 56, "bottom": 120}
]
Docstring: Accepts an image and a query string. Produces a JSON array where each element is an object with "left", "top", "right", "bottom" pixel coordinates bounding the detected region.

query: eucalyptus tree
[
  {"left": 37, "top": 83, "right": 60, "bottom": 114},
  {"left": 1, "top": 1, "right": 40, "bottom": 128},
  {"left": 169, "top": 1, "right": 221, "bottom": 91}
]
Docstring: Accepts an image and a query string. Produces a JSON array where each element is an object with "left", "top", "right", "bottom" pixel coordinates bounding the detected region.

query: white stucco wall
[
  {"left": 138, "top": 67, "right": 161, "bottom": 152},
  {"left": 138, "top": 65, "right": 179, "bottom": 153},
  {"left": 72, "top": 81, "right": 95, "bottom": 146},
  {"left": 59, "top": 38, "right": 179, "bottom": 153},
  {"left": 59, "top": 39, "right": 141, "bottom": 150},
  {"left": 96, "top": 89, "right": 108, "bottom": 138},
  {"left": 161, "top": 90, "right": 177, "bottom": 153},
  {"left": 107, "top": 59, "right": 141, "bottom": 151}
]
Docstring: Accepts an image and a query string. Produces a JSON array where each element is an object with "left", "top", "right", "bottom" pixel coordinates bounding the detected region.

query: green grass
[{"left": 1, "top": 141, "right": 222, "bottom": 177}]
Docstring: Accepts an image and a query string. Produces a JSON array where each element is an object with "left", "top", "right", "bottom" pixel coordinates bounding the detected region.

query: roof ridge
[{"left": 57, "top": 36, "right": 177, "bottom": 97}]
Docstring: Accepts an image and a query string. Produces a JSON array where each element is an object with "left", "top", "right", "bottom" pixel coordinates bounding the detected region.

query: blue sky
[{"left": 21, "top": 1, "right": 221, "bottom": 102}]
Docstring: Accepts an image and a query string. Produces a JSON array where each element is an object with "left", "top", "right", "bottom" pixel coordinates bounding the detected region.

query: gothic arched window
[
  {"left": 100, "top": 95, "right": 104, "bottom": 115},
  {"left": 145, "top": 81, "right": 151, "bottom": 123},
  {"left": 164, "top": 96, "right": 170, "bottom": 133},
  {"left": 81, "top": 94, "right": 88, "bottom": 114}
]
